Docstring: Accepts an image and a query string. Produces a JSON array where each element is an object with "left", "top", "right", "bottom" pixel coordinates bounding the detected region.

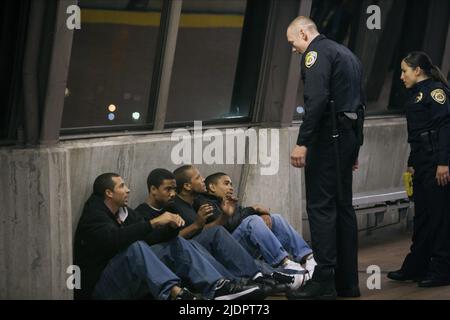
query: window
[
  {"left": 61, "top": 0, "right": 269, "bottom": 133},
  {"left": 61, "top": 0, "right": 163, "bottom": 132},
  {"left": 0, "top": 0, "right": 27, "bottom": 142},
  {"left": 165, "top": 0, "right": 249, "bottom": 124}
]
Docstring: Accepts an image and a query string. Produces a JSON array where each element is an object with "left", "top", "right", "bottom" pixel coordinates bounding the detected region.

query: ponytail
[
  {"left": 430, "top": 64, "right": 449, "bottom": 90},
  {"left": 403, "top": 51, "right": 449, "bottom": 90}
]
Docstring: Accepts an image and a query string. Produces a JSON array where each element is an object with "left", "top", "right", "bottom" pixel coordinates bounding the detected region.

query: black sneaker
[
  {"left": 271, "top": 271, "right": 307, "bottom": 290},
  {"left": 252, "top": 274, "right": 288, "bottom": 295},
  {"left": 173, "top": 288, "right": 203, "bottom": 300},
  {"left": 213, "top": 280, "right": 264, "bottom": 300}
]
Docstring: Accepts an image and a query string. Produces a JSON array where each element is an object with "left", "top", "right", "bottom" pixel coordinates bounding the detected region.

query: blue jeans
[
  {"left": 193, "top": 225, "right": 261, "bottom": 278},
  {"left": 232, "top": 214, "right": 312, "bottom": 266},
  {"left": 151, "top": 237, "right": 225, "bottom": 298},
  {"left": 93, "top": 238, "right": 223, "bottom": 300},
  {"left": 189, "top": 240, "right": 239, "bottom": 281},
  {"left": 92, "top": 241, "right": 180, "bottom": 300}
]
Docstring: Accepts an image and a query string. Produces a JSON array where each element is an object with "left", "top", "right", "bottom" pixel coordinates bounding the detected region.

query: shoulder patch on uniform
[
  {"left": 431, "top": 89, "right": 446, "bottom": 104},
  {"left": 415, "top": 92, "right": 423, "bottom": 103},
  {"left": 305, "top": 51, "right": 318, "bottom": 68}
]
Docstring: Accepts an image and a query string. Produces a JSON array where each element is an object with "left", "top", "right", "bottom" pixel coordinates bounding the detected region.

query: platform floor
[
  {"left": 353, "top": 232, "right": 450, "bottom": 300},
  {"left": 273, "top": 231, "right": 450, "bottom": 300}
]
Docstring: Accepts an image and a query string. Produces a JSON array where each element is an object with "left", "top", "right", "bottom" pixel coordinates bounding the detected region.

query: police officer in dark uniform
[
  {"left": 387, "top": 51, "right": 450, "bottom": 287},
  {"left": 286, "top": 16, "right": 364, "bottom": 299}
]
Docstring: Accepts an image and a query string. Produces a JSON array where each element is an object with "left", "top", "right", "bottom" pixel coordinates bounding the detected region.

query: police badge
[
  {"left": 431, "top": 89, "right": 446, "bottom": 105},
  {"left": 305, "top": 51, "right": 317, "bottom": 68}
]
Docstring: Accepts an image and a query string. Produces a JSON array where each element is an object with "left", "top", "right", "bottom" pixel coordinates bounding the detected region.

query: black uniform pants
[
  {"left": 400, "top": 151, "right": 450, "bottom": 278},
  {"left": 305, "top": 125, "right": 359, "bottom": 289}
]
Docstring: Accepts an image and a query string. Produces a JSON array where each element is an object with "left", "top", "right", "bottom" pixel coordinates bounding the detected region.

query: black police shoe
[
  {"left": 418, "top": 274, "right": 450, "bottom": 288},
  {"left": 173, "top": 288, "right": 203, "bottom": 300},
  {"left": 336, "top": 286, "right": 361, "bottom": 298},
  {"left": 387, "top": 270, "right": 422, "bottom": 282},
  {"left": 286, "top": 279, "right": 336, "bottom": 300},
  {"left": 286, "top": 268, "right": 336, "bottom": 300}
]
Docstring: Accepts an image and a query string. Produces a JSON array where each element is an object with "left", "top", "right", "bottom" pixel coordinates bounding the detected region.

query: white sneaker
[
  {"left": 287, "top": 272, "right": 307, "bottom": 290},
  {"left": 283, "top": 259, "right": 305, "bottom": 272},
  {"left": 304, "top": 254, "right": 317, "bottom": 278}
]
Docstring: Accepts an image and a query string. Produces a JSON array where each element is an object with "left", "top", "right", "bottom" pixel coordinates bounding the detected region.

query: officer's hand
[
  {"left": 407, "top": 167, "right": 415, "bottom": 175},
  {"left": 291, "top": 145, "right": 308, "bottom": 168},
  {"left": 436, "top": 165, "right": 449, "bottom": 187},
  {"left": 352, "top": 159, "right": 359, "bottom": 171}
]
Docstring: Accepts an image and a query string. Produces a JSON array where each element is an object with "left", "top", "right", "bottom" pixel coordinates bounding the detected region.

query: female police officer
[{"left": 388, "top": 51, "right": 450, "bottom": 287}]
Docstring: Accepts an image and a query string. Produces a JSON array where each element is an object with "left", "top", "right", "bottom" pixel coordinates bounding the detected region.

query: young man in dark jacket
[{"left": 74, "top": 172, "right": 260, "bottom": 300}]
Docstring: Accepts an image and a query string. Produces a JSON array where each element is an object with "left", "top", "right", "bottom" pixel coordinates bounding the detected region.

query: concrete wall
[{"left": 0, "top": 117, "right": 409, "bottom": 299}]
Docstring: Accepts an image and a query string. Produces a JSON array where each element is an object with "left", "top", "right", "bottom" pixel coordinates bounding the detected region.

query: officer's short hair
[
  {"left": 205, "top": 172, "right": 228, "bottom": 192},
  {"left": 288, "top": 16, "right": 318, "bottom": 33},
  {"left": 173, "top": 165, "right": 194, "bottom": 193},
  {"left": 93, "top": 173, "right": 120, "bottom": 199},
  {"left": 147, "top": 168, "right": 175, "bottom": 192}
]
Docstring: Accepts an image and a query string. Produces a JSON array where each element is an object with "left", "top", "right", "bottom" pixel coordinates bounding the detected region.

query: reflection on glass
[
  {"left": 166, "top": 0, "right": 248, "bottom": 123},
  {"left": 62, "top": 0, "right": 162, "bottom": 130}
]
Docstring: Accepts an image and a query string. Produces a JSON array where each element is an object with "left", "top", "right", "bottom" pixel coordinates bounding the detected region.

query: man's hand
[
  {"left": 150, "top": 212, "right": 185, "bottom": 229},
  {"left": 221, "top": 197, "right": 238, "bottom": 217},
  {"left": 260, "top": 214, "right": 272, "bottom": 230},
  {"left": 352, "top": 159, "right": 359, "bottom": 171},
  {"left": 251, "top": 204, "right": 270, "bottom": 216},
  {"left": 195, "top": 204, "right": 214, "bottom": 228},
  {"left": 291, "top": 145, "right": 308, "bottom": 168},
  {"left": 436, "top": 165, "right": 449, "bottom": 187},
  {"left": 407, "top": 166, "right": 415, "bottom": 175}
]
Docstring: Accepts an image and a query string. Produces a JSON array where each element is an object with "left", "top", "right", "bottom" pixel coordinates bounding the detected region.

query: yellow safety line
[{"left": 81, "top": 9, "right": 244, "bottom": 28}]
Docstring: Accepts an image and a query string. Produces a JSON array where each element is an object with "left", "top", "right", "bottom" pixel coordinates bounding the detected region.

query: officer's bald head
[
  {"left": 287, "top": 16, "right": 318, "bottom": 35},
  {"left": 286, "top": 16, "right": 319, "bottom": 54}
]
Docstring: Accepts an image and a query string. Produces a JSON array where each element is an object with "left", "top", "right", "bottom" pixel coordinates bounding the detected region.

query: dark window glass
[
  {"left": 61, "top": 0, "right": 163, "bottom": 131},
  {"left": 165, "top": 0, "right": 249, "bottom": 124},
  {"left": 294, "top": 0, "right": 450, "bottom": 119},
  {"left": 0, "top": 0, "right": 27, "bottom": 142}
]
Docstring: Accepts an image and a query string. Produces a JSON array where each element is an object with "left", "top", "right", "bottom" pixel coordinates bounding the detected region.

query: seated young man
[
  {"left": 200, "top": 172, "right": 317, "bottom": 278},
  {"left": 171, "top": 165, "right": 307, "bottom": 291},
  {"left": 74, "top": 172, "right": 261, "bottom": 300},
  {"left": 135, "top": 168, "right": 242, "bottom": 282}
]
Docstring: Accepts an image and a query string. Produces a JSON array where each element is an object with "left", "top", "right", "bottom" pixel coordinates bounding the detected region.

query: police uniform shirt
[
  {"left": 406, "top": 78, "right": 450, "bottom": 166},
  {"left": 297, "top": 34, "right": 364, "bottom": 147}
]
